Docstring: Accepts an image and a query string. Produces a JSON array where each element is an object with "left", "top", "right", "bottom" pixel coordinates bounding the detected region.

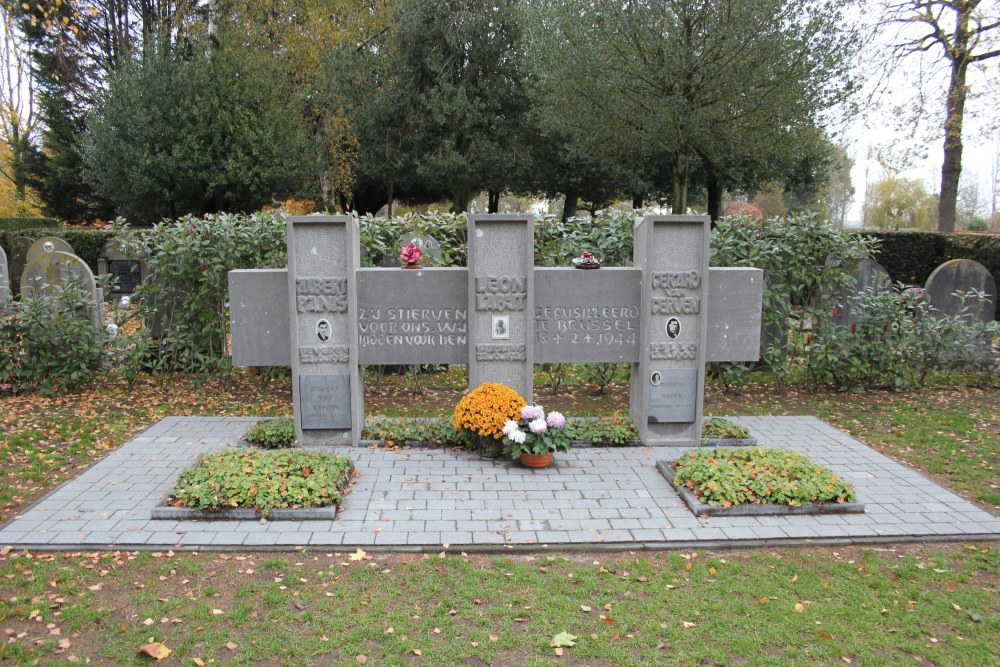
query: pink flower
[
  {"left": 546, "top": 411, "right": 566, "bottom": 429},
  {"left": 400, "top": 243, "right": 422, "bottom": 265},
  {"left": 529, "top": 418, "right": 548, "bottom": 434},
  {"left": 521, "top": 405, "right": 544, "bottom": 420}
]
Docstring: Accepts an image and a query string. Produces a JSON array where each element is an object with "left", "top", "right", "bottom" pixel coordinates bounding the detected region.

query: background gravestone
[
  {"left": 25, "top": 237, "right": 75, "bottom": 265},
  {"left": 0, "top": 245, "right": 9, "bottom": 304},
  {"left": 9, "top": 236, "right": 36, "bottom": 299},
  {"left": 377, "top": 233, "right": 442, "bottom": 268},
  {"left": 19, "top": 251, "right": 104, "bottom": 331},
  {"left": 97, "top": 240, "right": 147, "bottom": 294},
  {"left": 830, "top": 256, "right": 893, "bottom": 330},
  {"left": 924, "top": 259, "right": 997, "bottom": 323}
]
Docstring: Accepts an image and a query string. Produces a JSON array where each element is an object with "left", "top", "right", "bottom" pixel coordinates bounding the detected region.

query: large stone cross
[{"left": 229, "top": 214, "right": 763, "bottom": 446}]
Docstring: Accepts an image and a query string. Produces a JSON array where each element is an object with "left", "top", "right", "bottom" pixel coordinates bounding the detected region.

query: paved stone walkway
[{"left": 1, "top": 416, "right": 997, "bottom": 551}]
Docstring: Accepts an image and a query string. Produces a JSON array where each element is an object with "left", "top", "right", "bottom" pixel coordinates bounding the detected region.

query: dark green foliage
[
  {"left": 0, "top": 218, "right": 59, "bottom": 232},
  {"left": 562, "top": 415, "right": 638, "bottom": 445},
  {"left": 673, "top": 447, "right": 856, "bottom": 507},
  {"left": 808, "top": 286, "right": 998, "bottom": 390},
  {"left": 857, "top": 231, "right": 947, "bottom": 286},
  {"left": 244, "top": 417, "right": 297, "bottom": 449},
  {"left": 362, "top": 418, "right": 461, "bottom": 445},
  {"left": 167, "top": 450, "right": 353, "bottom": 517},
  {"left": 116, "top": 212, "right": 286, "bottom": 373},
  {"left": 83, "top": 41, "right": 311, "bottom": 224},
  {"left": 701, "top": 418, "right": 751, "bottom": 440},
  {"left": 711, "top": 213, "right": 878, "bottom": 382},
  {"left": 0, "top": 279, "right": 107, "bottom": 395}
]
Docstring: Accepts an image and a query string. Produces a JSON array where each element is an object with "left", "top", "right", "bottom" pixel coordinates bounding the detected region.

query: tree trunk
[
  {"left": 386, "top": 181, "right": 394, "bottom": 218},
  {"left": 937, "top": 17, "right": 971, "bottom": 233},
  {"left": 671, "top": 153, "right": 689, "bottom": 214},
  {"left": 631, "top": 193, "right": 644, "bottom": 209},
  {"left": 561, "top": 187, "right": 579, "bottom": 221},
  {"left": 706, "top": 171, "right": 723, "bottom": 224},
  {"left": 451, "top": 185, "right": 471, "bottom": 213},
  {"left": 487, "top": 189, "right": 500, "bottom": 213}
]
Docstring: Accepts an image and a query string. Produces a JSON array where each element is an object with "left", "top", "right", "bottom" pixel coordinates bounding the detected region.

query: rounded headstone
[
  {"left": 20, "top": 250, "right": 98, "bottom": 300},
  {"left": 26, "top": 236, "right": 75, "bottom": 265},
  {"left": 831, "top": 257, "right": 893, "bottom": 329},
  {"left": 924, "top": 259, "right": 997, "bottom": 322}
]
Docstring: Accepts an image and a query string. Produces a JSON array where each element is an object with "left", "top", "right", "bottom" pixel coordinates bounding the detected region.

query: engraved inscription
[
  {"left": 299, "top": 346, "right": 350, "bottom": 364},
  {"left": 647, "top": 368, "right": 698, "bottom": 423},
  {"left": 358, "top": 307, "right": 467, "bottom": 348},
  {"left": 651, "top": 270, "right": 701, "bottom": 315},
  {"left": 295, "top": 276, "right": 348, "bottom": 313},
  {"left": 534, "top": 305, "right": 638, "bottom": 347},
  {"left": 299, "top": 374, "right": 352, "bottom": 430},
  {"left": 476, "top": 344, "right": 527, "bottom": 361},
  {"left": 649, "top": 342, "right": 698, "bottom": 360},
  {"left": 475, "top": 275, "right": 527, "bottom": 311}
]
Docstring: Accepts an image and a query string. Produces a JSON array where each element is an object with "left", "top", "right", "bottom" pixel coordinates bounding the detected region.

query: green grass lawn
[
  {"left": 0, "top": 545, "right": 996, "bottom": 665},
  {"left": 1, "top": 367, "right": 997, "bottom": 664}
]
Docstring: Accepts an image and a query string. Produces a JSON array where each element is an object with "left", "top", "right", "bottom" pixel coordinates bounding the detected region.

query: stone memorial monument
[
  {"left": 287, "top": 216, "right": 363, "bottom": 445},
  {"left": 97, "top": 240, "right": 148, "bottom": 294},
  {"left": 230, "top": 214, "right": 764, "bottom": 446}
]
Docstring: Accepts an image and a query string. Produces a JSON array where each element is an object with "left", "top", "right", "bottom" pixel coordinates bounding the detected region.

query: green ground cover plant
[
  {"left": 167, "top": 449, "right": 352, "bottom": 516},
  {"left": 243, "top": 416, "right": 296, "bottom": 448},
  {"left": 701, "top": 417, "right": 751, "bottom": 440},
  {"left": 673, "top": 447, "right": 857, "bottom": 508}
]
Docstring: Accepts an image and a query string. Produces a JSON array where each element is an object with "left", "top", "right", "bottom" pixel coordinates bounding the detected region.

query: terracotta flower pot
[{"left": 519, "top": 452, "right": 554, "bottom": 468}]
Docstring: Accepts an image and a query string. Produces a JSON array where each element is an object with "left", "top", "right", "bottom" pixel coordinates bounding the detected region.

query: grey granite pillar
[
  {"left": 0, "top": 245, "right": 9, "bottom": 305},
  {"left": 287, "top": 215, "right": 362, "bottom": 445},
  {"left": 467, "top": 214, "right": 534, "bottom": 401},
  {"left": 630, "top": 215, "right": 710, "bottom": 446}
]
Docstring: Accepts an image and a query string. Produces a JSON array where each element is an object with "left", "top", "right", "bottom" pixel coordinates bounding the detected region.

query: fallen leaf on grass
[
  {"left": 193, "top": 659, "right": 205, "bottom": 666},
  {"left": 138, "top": 642, "right": 171, "bottom": 660},
  {"left": 489, "top": 634, "right": 499, "bottom": 642},
  {"left": 225, "top": 641, "right": 237, "bottom": 650},
  {"left": 550, "top": 632, "right": 577, "bottom": 648},
  {"left": 356, "top": 656, "right": 367, "bottom": 665},
  {"left": 413, "top": 649, "right": 422, "bottom": 656},
  {"left": 349, "top": 549, "right": 367, "bottom": 561},
  {"left": 794, "top": 603, "right": 805, "bottom": 613},
  {"left": 682, "top": 622, "right": 696, "bottom": 629}
]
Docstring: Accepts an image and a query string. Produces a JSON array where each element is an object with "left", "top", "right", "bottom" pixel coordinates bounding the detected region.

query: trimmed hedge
[{"left": 0, "top": 217, "right": 59, "bottom": 232}]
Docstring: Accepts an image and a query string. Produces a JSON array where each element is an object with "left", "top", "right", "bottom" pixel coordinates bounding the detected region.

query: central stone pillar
[
  {"left": 287, "top": 215, "right": 362, "bottom": 445},
  {"left": 631, "top": 215, "right": 710, "bottom": 446},
  {"left": 467, "top": 214, "right": 534, "bottom": 401}
]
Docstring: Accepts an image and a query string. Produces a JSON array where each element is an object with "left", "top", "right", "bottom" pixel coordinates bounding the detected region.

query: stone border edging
[
  {"left": 151, "top": 503, "right": 339, "bottom": 521},
  {"left": 656, "top": 460, "right": 866, "bottom": 517},
  {"left": 700, "top": 438, "right": 759, "bottom": 447}
]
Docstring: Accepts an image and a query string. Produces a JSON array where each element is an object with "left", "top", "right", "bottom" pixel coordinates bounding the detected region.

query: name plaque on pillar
[
  {"left": 647, "top": 368, "right": 698, "bottom": 423},
  {"left": 299, "top": 374, "right": 352, "bottom": 429}
]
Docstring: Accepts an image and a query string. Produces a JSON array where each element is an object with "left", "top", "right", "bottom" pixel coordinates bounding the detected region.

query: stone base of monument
[{"left": 656, "top": 461, "right": 865, "bottom": 517}]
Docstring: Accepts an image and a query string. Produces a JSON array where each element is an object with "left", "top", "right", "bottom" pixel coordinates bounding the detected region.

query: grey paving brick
[{"left": 0, "top": 415, "right": 996, "bottom": 551}]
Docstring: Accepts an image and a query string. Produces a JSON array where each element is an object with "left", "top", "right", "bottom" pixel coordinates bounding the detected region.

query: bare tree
[
  {"left": 884, "top": 1, "right": 1000, "bottom": 232},
  {"left": 0, "top": 10, "right": 36, "bottom": 207}
]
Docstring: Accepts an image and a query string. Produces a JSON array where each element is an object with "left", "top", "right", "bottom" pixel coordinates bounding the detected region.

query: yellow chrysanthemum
[{"left": 452, "top": 382, "right": 526, "bottom": 440}]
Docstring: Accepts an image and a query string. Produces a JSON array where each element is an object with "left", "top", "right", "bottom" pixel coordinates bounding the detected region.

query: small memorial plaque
[
  {"left": 647, "top": 368, "right": 698, "bottom": 423},
  {"left": 299, "top": 374, "right": 352, "bottom": 430},
  {"left": 108, "top": 260, "right": 142, "bottom": 293}
]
